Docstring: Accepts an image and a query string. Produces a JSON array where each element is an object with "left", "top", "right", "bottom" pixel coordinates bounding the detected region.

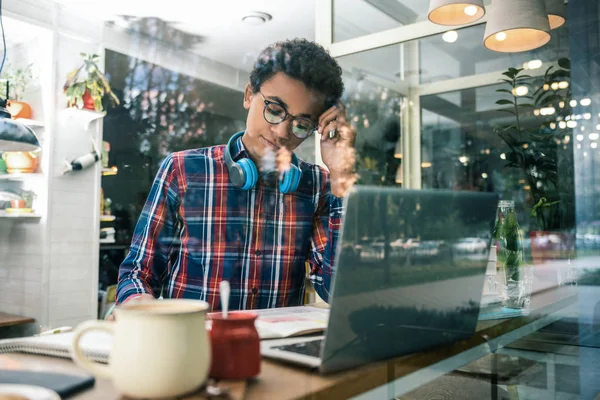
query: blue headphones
[{"left": 223, "top": 131, "right": 302, "bottom": 194}]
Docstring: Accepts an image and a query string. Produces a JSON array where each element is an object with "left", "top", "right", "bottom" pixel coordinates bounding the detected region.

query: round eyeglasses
[{"left": 258, "top": 92, "right": 317, "bottom": 139}]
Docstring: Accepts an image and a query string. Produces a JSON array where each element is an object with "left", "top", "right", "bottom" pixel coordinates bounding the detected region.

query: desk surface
[
  {"left": 0, "top": 286, "right": 576, "bottom": 400},
  {"left": 0, "top": 312, "right": 34, "bottom": 328}
]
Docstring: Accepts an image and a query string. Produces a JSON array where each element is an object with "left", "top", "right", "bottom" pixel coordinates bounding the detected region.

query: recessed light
[
  {"left": 242, "top": 12, "right": 272, "bottom": 25},
  {"left": 442, "top": 30, "right": 458, "bottom": 43}
]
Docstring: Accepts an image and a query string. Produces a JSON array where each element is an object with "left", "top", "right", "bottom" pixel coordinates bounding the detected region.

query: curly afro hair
[{"left": 249, "top": 38, "right": 344, "bottom": 109}]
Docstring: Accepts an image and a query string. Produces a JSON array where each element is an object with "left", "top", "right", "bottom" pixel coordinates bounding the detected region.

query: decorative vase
[
  {"left": 82, "top": 89, "right": 96, "bottom": 111},
  {"left": 495, "top": 200, "right": 533, "bottom": 309},
  {"left": 2, "top": 152, "right": 38, "bottom": 174},
  {"left": 7, "top": 100, "right": 32, "bottom": 119}
]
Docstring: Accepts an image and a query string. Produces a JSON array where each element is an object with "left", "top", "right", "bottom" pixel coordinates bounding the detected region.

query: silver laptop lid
[{"left": 320, "top": 187, "right": 498, "bottom": 373}]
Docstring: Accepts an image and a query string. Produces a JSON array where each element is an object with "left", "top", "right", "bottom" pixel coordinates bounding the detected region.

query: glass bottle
[{"left": 494, "top": 200, "right": 532, "bottom": 309}]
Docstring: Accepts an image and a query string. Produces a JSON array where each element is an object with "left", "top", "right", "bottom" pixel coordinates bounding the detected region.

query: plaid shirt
[{"left": 116, "top": 134, "right": 342, "bottom": 311}]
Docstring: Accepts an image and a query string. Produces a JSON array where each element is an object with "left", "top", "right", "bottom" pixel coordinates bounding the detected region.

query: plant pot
[
  {"left": 82, "top": 89, "right": 96, "bottom": 111},
  {"left": 530, "top": 230, "right": 576, "bottom": 265},
  {"left": 2, "top": 152, "right": 38, "bottom": 174},
  {"left": 6, "top": 100, "right": 32, "bottom": 119}
]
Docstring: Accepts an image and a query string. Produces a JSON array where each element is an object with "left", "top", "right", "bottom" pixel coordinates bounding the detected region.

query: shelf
[
  {"left": 0, "top": 173, "right": 44, "bottom": 181},
  {"left": 100, "top": 215, "right": 116, "bottom": 222},
  {"left": 0, "top": 210, "right": 42, "bottom": 219},
  {"left": 16, "top": 118, "right": 45, "bottom": 128},
  {"left": 62, "top": 107, "right": 106, "bottom": 130},
  {"left": 99, "top": 238, "right": 116, "bottom": 244}
]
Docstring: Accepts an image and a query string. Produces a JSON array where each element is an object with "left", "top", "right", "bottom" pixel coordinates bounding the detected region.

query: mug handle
[{"left": 71, "top": 320, "right": 114, "bottom": 379}]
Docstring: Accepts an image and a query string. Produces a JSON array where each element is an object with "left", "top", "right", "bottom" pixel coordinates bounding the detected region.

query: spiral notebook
[{"left": 0, "top": 332, "right": 112, "bottom": 363}]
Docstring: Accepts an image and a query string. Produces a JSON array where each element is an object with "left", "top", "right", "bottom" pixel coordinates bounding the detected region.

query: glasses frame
[{"left": 258, "top": 92, "right": 317, "bottom": 139}]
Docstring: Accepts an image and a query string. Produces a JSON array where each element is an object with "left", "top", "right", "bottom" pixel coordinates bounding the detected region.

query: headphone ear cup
[
  {"left": 288, "top": 164, "right": 301, "bottom": 193},
  {"left": 279, "top": 169, "right": 293, "bottom": 194},
  {"left": 238, "top": 158, "right": 258, "bottom": 190},
  {"left": 279, "top": 165, "right": 302, "bottom": 194}
]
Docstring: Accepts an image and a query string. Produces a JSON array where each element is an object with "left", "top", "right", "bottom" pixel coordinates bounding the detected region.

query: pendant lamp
[
  {"left": 484, "top": 0, "right": 551, "bottom": 53},
  {"left": 545, "top": 0, "right": 566, "bottom": 29},
  {"left": 428, "top": 0, "right": 486, "bottom": 26}
]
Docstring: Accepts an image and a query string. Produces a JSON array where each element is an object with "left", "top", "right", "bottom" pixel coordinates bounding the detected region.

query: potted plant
[
  {"left": 20, "top": 189, "right": 36, "bottom": 210},
  {"left": 0, "top": 63, "right": 34, "bottom": 119},
  {"left": 493, "top": 59, "right": 576, "bottom": 264},
  {"left": 64, "top": 53, "right": 120, "bottom": 112}
]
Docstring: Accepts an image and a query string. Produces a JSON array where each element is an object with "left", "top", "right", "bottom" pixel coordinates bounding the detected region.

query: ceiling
[{"left": 53, "top": 0, "right": 317, "bottom": 73}]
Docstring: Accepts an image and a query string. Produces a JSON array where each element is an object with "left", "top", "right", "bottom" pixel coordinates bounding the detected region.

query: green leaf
[
  {"left": 496, "top": 89, "right": 513, "bottom": 94},
  {"left": 558, "top": 58, "right": 571, "bottom": 70},
  {"left": 496, "top": 99, "right": 514, "bottom": 105},
  {"left": 94, "top": 98, "right": 103, "bottom": 112}
]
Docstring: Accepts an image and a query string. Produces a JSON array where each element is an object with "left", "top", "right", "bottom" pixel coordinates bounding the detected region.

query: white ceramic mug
[{"left": 71, "top": 299, "right": 211, "bottom": 399}]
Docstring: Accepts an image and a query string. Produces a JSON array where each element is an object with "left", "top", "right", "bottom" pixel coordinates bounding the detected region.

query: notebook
[
  {"left": 0, "top": 331, "right": 112, "bottom": 363},
  {"left": 0, "top": 306, "right": 328, "bottom": 361}
]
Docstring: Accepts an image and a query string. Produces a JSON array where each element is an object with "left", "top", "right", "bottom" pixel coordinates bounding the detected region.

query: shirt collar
[{"left": 231, "top": 131, "right": 249, "bottom": 162}]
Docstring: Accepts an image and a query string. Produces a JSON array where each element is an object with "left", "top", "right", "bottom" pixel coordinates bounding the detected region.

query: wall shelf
[
  {"left": 16, "top": 118, "right": 45, "bottom": 128},
  {"left": 100, "top": 215, "right": 116, "bottom": 222},
  {"left": 101, "top": 167, "right": 118, "bottom": 176},
  {"left": 0, "top": 210, "right": 42, "bottom": 219},
  {"left": 0, "top": 173, "right": 44, "bottom": 181},
  {"left": 62, "top": 108, "right": 106, "bottom": 130}
]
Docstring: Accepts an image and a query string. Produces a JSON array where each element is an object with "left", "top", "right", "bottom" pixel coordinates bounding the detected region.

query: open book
[
  {"left": 215, "top": 305, "right": 329, "bottom": 340},
  {"left": 0, "top": 306, "right": 329, "bottom": 361}
]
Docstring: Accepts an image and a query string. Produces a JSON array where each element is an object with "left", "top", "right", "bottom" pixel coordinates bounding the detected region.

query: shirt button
[
  {"left": 255, "top": 250, "right": 261, "bottom": 256},
  {"left": 252, "top": 287, "right": 258, "bottom": 294}
]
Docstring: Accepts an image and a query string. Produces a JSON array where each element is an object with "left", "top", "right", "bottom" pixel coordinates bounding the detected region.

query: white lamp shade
[
  {"left": 428, "top": 0, "right": 486, "bottom": 26},
  {"left": 484, "top": 0, "right": 551, "bottom": 53},
  {"left": 545, "top": 0, "right": 566, "bottom": 29}
]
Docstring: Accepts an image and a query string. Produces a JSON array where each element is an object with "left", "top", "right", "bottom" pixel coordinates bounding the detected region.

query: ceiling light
[
  {"left": 589, "top": 133, "right": 600, "bottom": 140},
  {"left": 481, "top": 173, "right": 488, "bottom": 179},
  {"left": 534, "top": 109, "right": 540, "bottom": 116},
  {"left": 458, "top": 155, "right": 469, "bottom": 163},
  {"left": 551, "top": 82, "right": 559, "bottom": 90},
  {"left": 540, "top": 106, "right": 555, "bottom": 115},
  {"left": 580, "top": 98, "right": 592, "bottom": 106},
  {"left": 513, "top": 86, "right": 529, "bottom": 96},
  {"left": 442, "top": 30, "right": 459, "bottom": 43},
  {"left": 567, "top": 121, "right": 578, "bottom": 128},
  {"left": 564, "top": 135, "right": 570, "bottom": 143},
  {"left": 558, "top": 81, "right": 569, "bottom": 89},
  {"left": 241, "top": 12, "right": 272, "bottom": 26},
  {"left": 500, "top": 153, "right": 506, "bottom": 160},
  {"left": 421, "top": 162, "right": 433, "bottom": 168},
  {"left": 550, "top": 122, "right": 556, "bottom": 129},
  {"left": 545, "top": 0, "right": 567, "bottom": 30},
  {"left": 576, "top": 134, "right": 584, "bottom": 141},
  {"left": 592, "top": 143, "right": 598, "bottom": 149},
  {"left": 525, "top": 59, "right": 543, "bottom": 69},
  {"left": 559, "top": 101, "right": 565, "bottom": 108},
  {"left": 428, "top": 0, "right": 485, "bottom": 26},
  {"left": 577, "top": 144, "right": 581, "bottom": 149},
  {"left": 559, "top": 121, "right": 567, "bottom": 129},
  {"left": 484, "top": 0, "right": 551, "bottom": 53},
  {"left": 584, "top": 113, "right": 592, "bottom": 120},
  {"left": 570, "top": 100, "right": 577, "bottom": 107}
]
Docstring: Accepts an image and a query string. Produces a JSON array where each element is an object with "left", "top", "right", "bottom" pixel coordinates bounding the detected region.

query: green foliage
[
  {"left": 64, "top": 53, "right": 120, "bottom": 112},
  {"left": 0, "top": 63, "right": 33, "bottom": 101},
  {"left": 493, "top": 59, "right": 574, "bottom": 231}
]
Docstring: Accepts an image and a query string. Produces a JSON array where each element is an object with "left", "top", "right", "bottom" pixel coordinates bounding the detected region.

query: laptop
[{"left": 261, "top": 186, "right": 499, "bottom": 374}]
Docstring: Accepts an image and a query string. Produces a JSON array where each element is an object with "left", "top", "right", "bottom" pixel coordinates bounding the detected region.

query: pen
[{"left": 37, "top": 326, "right": 73, "bottom": 336}]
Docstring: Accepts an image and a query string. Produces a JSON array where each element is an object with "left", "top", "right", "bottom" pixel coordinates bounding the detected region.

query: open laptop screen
[{"left": 321, "top": 187, "right": 498, "bottom": 373}]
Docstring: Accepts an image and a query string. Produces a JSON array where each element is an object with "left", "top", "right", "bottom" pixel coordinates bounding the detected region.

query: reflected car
[{"left": 452, "top": 237, "right": 488, "bottom": 254}]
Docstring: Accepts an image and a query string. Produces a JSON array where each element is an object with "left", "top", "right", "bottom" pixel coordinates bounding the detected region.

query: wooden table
[
  {"left": 0, "top": 286, "right": 576, "bottom": 400},
  {"left": 0, "top": 312, "right": 34, "bottom": 328}
]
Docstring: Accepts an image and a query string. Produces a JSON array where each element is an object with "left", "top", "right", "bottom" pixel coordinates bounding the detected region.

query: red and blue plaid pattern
[{"left": 116, "top": 135, "right": 341, "bottom": 311}]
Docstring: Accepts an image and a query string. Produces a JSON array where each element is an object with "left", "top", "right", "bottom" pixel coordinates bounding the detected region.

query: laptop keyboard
[{"left": 273, "top": 338, "right": 323, "bottom": 358}]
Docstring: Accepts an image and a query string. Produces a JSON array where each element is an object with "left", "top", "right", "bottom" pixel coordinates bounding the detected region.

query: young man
[{"left": 115, "top": 39, "right": 356, "bottom": 311}]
